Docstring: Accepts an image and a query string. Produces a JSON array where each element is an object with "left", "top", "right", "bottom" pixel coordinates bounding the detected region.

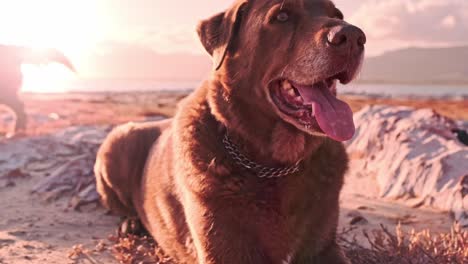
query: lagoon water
[
  {"left": 23, "top": 78, "right": 468, "bottom": 98},
  {"left": 338, "top": 83, "right": 468, "bottom": 98}
]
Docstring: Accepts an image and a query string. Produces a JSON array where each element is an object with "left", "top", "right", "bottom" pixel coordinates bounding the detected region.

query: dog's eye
[{"left": 276, "top": 11, "right": 289, "bottom": 22}]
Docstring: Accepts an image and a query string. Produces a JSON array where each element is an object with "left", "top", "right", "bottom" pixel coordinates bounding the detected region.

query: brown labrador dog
[{"left": 95, "top": 0, "right": 365, "bottom": 263}]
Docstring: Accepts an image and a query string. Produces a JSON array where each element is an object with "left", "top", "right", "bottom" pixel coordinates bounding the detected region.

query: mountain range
[
  {"left": 359, "top": 46, "right": 468, "bottom": 84},
  {"left": 86, "top": 44, "right": 468, "bottom": 85}
]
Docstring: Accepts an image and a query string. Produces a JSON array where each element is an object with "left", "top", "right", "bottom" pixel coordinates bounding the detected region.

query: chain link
[{"left": 223, "top": 134, "right": 302, "bottom": 178}]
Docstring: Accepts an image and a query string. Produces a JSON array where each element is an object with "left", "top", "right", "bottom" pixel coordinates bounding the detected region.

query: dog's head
[{"left": 198, "top": 0, "right": 366, "bottom": 142}]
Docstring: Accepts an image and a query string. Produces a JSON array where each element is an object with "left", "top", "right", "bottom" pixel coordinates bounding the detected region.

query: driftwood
[{"left": 0, "top": 125, "right": 112, "bottom": 209}]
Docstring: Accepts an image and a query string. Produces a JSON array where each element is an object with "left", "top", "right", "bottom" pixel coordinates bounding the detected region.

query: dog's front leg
[{"left": 183, "top": 197, "right": 273, "bottom": 264}]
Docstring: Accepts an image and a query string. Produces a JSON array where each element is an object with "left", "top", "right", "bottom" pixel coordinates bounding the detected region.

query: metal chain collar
[{"left": 223, "top": 133, "right": 302, "bottom": 179}]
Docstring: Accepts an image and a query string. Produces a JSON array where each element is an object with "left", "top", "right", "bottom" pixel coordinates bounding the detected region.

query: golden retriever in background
[
  {"left": 95, "top": 0, "right": 366, "bottom": 263},
  {"left": 0, "top": 45, "right": 75, "bottom": 135}
]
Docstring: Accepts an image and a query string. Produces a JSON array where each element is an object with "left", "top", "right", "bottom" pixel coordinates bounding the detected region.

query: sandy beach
[
  {"left": 0, "top": 92, "right": 467, "bottom": 264},
  {"left": 2, "top": 0, "right": 468, "bottom": 262}
]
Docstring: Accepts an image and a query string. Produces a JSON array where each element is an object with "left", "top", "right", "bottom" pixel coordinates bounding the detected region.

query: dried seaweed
[
  {"left": 103, "top": 223, "right": 468, "bottom": 264},
  {"left": 109, "top": 234, "right": 174, "bottom": 264},
  {"left": 339, "top": 223, "right": 468, "bottom": 264}
]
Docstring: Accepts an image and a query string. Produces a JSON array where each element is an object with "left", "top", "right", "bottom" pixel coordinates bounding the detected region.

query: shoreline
[
  {"left": 21, "top": 89, "right": 468, "bottom": 102},
  {"left": 2, "top": 92, "right": 466, "bottom": 138}
]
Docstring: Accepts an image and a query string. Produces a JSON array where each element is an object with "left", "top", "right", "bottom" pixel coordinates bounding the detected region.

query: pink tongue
[{"left": 295, "top": 83, "right": 355, "bottom": 142}]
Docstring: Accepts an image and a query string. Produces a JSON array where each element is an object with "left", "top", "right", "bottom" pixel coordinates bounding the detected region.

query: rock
[
  {"left": 0, "top": 239, "right": 16, "bottom": 247},
  {"left": 347, "top": 211, "right": 369, "bottom": 225},
  {"left": 0, "top": 180, "right": 15, "bottom": 188},
  {"left": 356, "top": 206, "right": 375, "bottom": 211},
  {"left": 8, "top": 230, "right": 27, "bottom": 237},
  {"left": 1, "top": 169, "right": 29, "bottom": 181},
  {"left": 345, "top": 105, "right": 468, "bottom": 225},
  {"left": 60, "top": 234, "right": 71, "bottom": 241},
  {"left": 23, "top": 244, "right": 36, "bottom": 250}
]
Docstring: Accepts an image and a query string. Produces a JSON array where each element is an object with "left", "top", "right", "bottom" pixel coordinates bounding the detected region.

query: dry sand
[
  {"left": 0, "top": 172, "right": 118, "bottom": 264},
  {"left": 0, "top": 92, "right": 466, "bottom": 264}
]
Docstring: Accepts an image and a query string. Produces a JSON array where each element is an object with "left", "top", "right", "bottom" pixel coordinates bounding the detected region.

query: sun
[
  {"left": 21, "top": 65, "right": 78, "bottom": 93},
  {"left": 0, "top": 0, "right": 101, "bottom": 93}
]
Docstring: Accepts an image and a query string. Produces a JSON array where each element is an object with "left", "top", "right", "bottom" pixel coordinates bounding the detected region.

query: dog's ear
[{"left": 197, "top": 1, "right": 247, "bottom": 71}]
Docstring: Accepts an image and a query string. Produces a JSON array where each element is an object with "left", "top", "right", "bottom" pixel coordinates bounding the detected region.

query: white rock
[{"left": 345, "top": 105, "right": 468, "bottom": 225}]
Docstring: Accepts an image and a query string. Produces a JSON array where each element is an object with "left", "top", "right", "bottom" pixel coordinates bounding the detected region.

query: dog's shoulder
[
  {"left": 174, "top": 83, "right": 212, "bottom": 129},
  {"left": 172, "top": 83, "right": 224, "bottom": 168}
]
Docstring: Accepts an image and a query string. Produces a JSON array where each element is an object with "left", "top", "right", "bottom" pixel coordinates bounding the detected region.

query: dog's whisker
[
  {"left": 280, "top": 0, "right": 286, "bottom": 10},
  {"left": 280, "top": 64, "right": 290, "bottom": 78}
]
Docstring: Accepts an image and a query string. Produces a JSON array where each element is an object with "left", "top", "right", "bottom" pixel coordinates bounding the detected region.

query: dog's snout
[{"left": 327, "top": 25, "right": 366, "bottom": 51}]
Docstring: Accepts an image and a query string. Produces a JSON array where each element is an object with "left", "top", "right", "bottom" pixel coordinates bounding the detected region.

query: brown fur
[{"left": 95, "top": 0, "right": 366, "bottom": 263}]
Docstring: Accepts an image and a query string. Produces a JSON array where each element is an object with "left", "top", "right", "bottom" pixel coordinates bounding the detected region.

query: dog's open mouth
[{"left": 270, "top": 72, "right": 355, "bottom": 142}]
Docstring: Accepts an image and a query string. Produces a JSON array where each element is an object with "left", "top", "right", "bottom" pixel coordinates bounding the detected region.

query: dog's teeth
[
  {"left": 287, "top": 89, "right": 296, "bottom": 96},
  {"left": 282, "top": 81, "right": 293, "bottom": 91},
  {"left": 294, "top": 96, "right": 303, "bottom": 102}
]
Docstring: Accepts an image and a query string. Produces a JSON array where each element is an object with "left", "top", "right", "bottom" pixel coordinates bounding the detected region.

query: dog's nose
[{"left": 327, "top": 25, "right": 366, "bottom": 51}]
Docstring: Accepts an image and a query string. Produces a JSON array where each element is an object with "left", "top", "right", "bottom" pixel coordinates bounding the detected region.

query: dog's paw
[{"left": 118, "top": 218, "right": 148, "bottom": 237}]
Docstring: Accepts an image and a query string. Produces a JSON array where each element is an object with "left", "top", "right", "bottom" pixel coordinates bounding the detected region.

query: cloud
[
  {"left": 101, "top": 25, "right": 205, "bottom": 55},
  {"left": 141, "top": 27, "right": 205, "bottom": 55},
  {"left": 350, "top": 0, "right": 468, "bottom": 54}
]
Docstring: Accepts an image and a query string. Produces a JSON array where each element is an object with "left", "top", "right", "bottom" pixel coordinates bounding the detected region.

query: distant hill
[
  {"left": 360, "top": 46, "right": 468, "bottom": 84},
  {"left": 82, "top": 42, "right": 212, "bottom": 81},
  {"left": 83, "top": 43, "right": 468, "bottom": 85}
]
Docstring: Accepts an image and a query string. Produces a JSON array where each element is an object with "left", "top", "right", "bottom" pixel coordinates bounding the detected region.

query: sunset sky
[{"left": 1, "top": 0, "right": 467, "bottom": 88}]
